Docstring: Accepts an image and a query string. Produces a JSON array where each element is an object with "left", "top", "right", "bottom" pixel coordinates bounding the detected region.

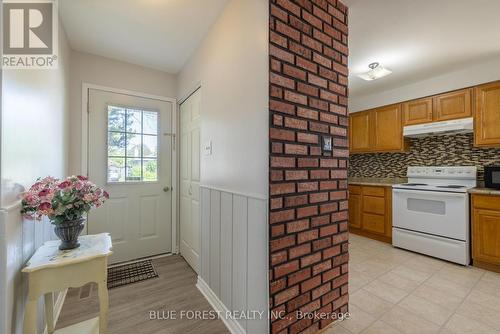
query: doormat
[{"left": 107, "top": 259, "right": 159, "bottom": 289}]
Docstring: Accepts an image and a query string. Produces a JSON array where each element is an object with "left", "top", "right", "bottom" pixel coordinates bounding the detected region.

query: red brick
[
  {"left": 312, "top": 259, "right": 332, "bottom": 275},
  {"left": 270, "top": 45, "right": 295, "bottom": 63},
  {"left": 323, "top": 23, "right": 341, "bottom": 40},
  {"left": 330, "top": 190, "right": 346, "bottom": 200},
  {"left": 298, "top": 229, "right": 319, "bottom": 244},
  {"left": 308, "top": 99, "right": 329, "bottom": 112},
  {"left": 297, "top": 82, "right": 319, "bottom": 97},
  {"left": 297, "top": 132, "right": 318, "bottom": 144},
  {"left": 271, "top": 235, "right": 296, "bottom": 252},
  {"left": 287, "top": 219, "right": 310, "bottom": 233},
  {"left": 301, "top": 275, "right": 321, "bottom": 292},
  {"left": 285, "top": 143, "right": 308, "bottom": 155},
  {"left": 270, "top": 209, "right": 295, "bottom": 224},
  {"left": 285, "top": 117, "right": 308, "bottom": 130},
  {"left": 284, "top": 91, "right": 308, "bottom": 105},
  {"left": 320, "top": 202, "right": 338, "bottom": 214},
  {"left": 271, "top": 59, "right": 282, "bottom": 72},
  {"left": 313, "top": 52, "right": 332, "bottom": 69},
  {"left": 309, "top": 121, "right": 329, "bottom": 133},
  {"left": 297, "top": 107, "right": 318, "bottom": 120},
  {"left": 320, "top": 89, "right": 338, "bottom": 103},
  {"left": 289, "top": 40, "right": 312, "bottom": 59},
  {"left": 310, "top": 170, "right": 329, "bottom": 179},
  {"left": 275, "top": 285, "right": 300, "bottom": 306},
  {"left": 276, "top": 20, "right": 301, "bottom": 42},
  {"left": 290, "top": 16, "right": 312, "bottom": 35},
  {"left": 312, "top": 282, "right": 331, "bottom": 300},
  {"left": 270, "top": 278, "right": 287, "bottom": 294},
  {"left": 285, "top": 170, "right": 308, "bottom": 180},
  {"left": 298, "top": 158, "right": 318, "bottom": 167},
  {"left": 272, "top": 142, "right": 283, "bottom": 154},
  {"left": 288, "top": 268, "right": 311, "bottom": 286},
  {"left": 297, "top": 205, "right": 318, "bottom": 219},
  {"left": 331, "top": 211, "right": 348, "bottom": 223},
  {"left": 313, "top": 237, "right": 332, "bottom": 251},
  {"left": 270, "top": 183, "right": 296, "bottom": 195},
  {"left": 276, "top": 0, "right": 301, "bottom": 17},
  {"left": 331, "top": 169, "right": 348, "bottom": 178},
  {"left": 271, "top": 72, "right": 295, "bottom": 89},
  {"left": 270, "top": 31, "right": 288, "bottom": 48},
  {"left": 331, "top": 231, "right": 348, "bottom": 245},
  {"left": 285, "top": 195, "right": 308, "bottom": 207},
  {"left": 290, "top": 318, "right": 313, "bottom": 334},
  {"left": 296, "top": 56, "right": 318, "bottom": 73},
  {"left": 312, "top": 5, "right": 331, "bottom": 24},
  {"left": 320, "top": 224, "right": 338, "bottom": 237},
  {"left": 270, "top": 197, "right": 283, "bottom": 209},
  {"left": 323, "top": 245, "right": 341, "bottom": 258},
  {"left": 270, "top": 99, "right": 296, "bottom": 114},
  {"left": 270, "top": 128, "right": 295, "bottom": 141},
  {"left": 271, "top": 250, "right": 288, "bottom": 266},
  {"left": 271, "top": 156, "right": 295, "bottom": 168},
  {"left": 313, "top": 28, "right": 332, "bottom": 46},
  {"left": 271, "top": 4, "right": 288, "bottom": 22},
  {"left": 300, "top": 251, "right": 322, "bottom": 267},
  {"left": 271, "top": 86, "right": 283, "bottom": 99},
  {"left": 308, "top": 73, "right": 328, "bottom": 88},
  {"left": 297, "top": 182, "right": 318, "bottom": 192},
  {"left": 275, "top": 260, "right": 299, "bottom": 278},
  {"left": 302, "top": 10, "right": 322, "bottom": 29},
  {"left": 311, "top": 214, "right": 330, "bottom": 227},
  {"left": 320, "top": 158, "right": 338, "bottom": 168},
  {"left": 271, "top": 170, "right": 284, "bottom": 182},
  {"left": 283, "top": 64, "right": 306, "bottom": 81},
  {"left": 320, "top": 180, "right": 337, "bottom": 190},
  {"left": 289, "top": 243, "right": 312, "bottom": 260},
  {"left": 309, "top": 192, "right": 329, "bottom": 203},
  {"left": 287, "top": 294, "right": 311, "bottom": 313},
  {"left": 320, "top": 112, "right": 338, "bottom": 124}
]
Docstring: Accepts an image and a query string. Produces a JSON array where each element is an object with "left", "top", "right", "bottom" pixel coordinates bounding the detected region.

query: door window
[{"left": 107, "top": 105, "right": 159, "bottom": 183}]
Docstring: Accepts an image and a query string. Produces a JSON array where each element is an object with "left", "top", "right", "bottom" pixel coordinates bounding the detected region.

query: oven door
[{"left": 392, "top": 188, "right": 469, "bottom": 240}]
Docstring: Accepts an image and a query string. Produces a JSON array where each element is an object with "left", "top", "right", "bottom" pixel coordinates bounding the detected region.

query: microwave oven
[{"left": 485, "top": 166, "right": 500, "bottom": 189}]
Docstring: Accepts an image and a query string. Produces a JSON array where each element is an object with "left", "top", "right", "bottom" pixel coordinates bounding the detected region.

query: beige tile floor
[{"left": 325, "top": 234, "right": 500, "bottom": 334}]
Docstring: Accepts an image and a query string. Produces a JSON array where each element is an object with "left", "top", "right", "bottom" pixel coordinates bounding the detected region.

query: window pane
[
  {"left": 126, "top": 109, "right": 142, "bottom": 133},
  {"left": 126, "top": 158, "right": 142, "bottom": 181},
  {"left": 143, "top": 111, "right": 158, "bottom": 135},
  {"left": 108, "top": 106, "right": 125, "bottom": 131},
  {"left": 108, "top": 132, "right": 126, "bottom": 156},
  {"left": 143, "top": 135, "right": 158, "bottom": 157},
  {"left": 108, "top": 157, "right": 125, "bottom": 182},
  {"left": 126, "top": 134, "right": 141, "bottom": 157},
  {"left": 143, "top": 159, "right": 158, "bottom": 182}
]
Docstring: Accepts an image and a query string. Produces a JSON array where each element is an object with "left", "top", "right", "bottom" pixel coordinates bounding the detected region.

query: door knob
[{"left": 163, "top": 186, "right": 170, "bottom": 192}]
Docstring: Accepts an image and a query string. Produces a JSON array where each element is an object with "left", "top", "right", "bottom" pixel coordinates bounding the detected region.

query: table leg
[
  {"left": 23, "top": 298, "right": 38, "bottom": 334},
  {"left": 44, "top": 293, "right": 54, "bottom": 333},
  {"left": 97, "top": 280, "right": 109, "bottom": 334}
]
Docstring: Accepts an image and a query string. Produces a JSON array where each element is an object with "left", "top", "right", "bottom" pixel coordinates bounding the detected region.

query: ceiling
[
  {"left": 345, "top": 0, "right": 500, "bottom": 98},
  {"left": 59, "top": 0, "right": 229, "bottom": 74}
]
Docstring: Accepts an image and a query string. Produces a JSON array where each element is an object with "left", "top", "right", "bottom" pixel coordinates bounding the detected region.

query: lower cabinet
[
  {"left": 348, "top": 185, "right": 392, "bottom": 243},
  {"left": 472, "top": 194, "right": 500, "bottom": 272}
]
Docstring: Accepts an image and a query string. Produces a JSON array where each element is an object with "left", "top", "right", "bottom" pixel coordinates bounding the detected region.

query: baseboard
[
  {"left": 43, "top": 289, "right": 68, "bottom": 334},
  {"left": 196, "top": 277, "right": 246, "bottom": 334}
]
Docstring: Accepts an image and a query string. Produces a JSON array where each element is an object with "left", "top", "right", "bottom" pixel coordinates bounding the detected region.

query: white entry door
[
  {"left": 180, "top": 89, "right": 201, "bottom": 273},
  {"left": 88, "top": 88, "right": 173, "bottom": 264}
]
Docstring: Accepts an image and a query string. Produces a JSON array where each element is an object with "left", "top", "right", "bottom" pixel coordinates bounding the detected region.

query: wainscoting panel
[
  {"left": 0, "top": 202, "right": 57, "bottom": 334},
  {"left": 199, "top": 186, "right": 268, "bottom": 334}
]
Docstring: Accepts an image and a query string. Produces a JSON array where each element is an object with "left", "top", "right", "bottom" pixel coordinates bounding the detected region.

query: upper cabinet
[
  {"left": 349, "top": 111, "right": 371, "bottom": 153},
  {"left": 475, "top": 82, "right": 500, "bottom": 147},
  {"left": 402, "top": 89, "right": 472, "bottom": 126},
  {"left": 434, "top": 88, "right": 472, "bottom": 122},
  {"left": 349, "top": 105, "right": 407, "bottom": 154},
  {"left": 403, "top": 98, "right": 433, "bottom": 126},
  {"left": 372, "top": 105, "right": 405, "bottom": 152}
]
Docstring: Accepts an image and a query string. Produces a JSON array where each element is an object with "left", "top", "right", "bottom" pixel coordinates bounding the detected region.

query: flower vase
[{"left": 53, "top": 217, "right": 85, "bottom": 250}]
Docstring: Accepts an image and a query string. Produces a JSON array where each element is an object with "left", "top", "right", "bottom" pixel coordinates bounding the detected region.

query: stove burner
[
  {"left": 436, "top": 185, "right": 466, "bottom": 189},
  {"left": 401, "top": 183, "right": 428, "bottom": 186}
]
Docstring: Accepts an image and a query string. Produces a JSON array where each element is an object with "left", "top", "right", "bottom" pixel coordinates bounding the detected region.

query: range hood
[{"left": 403, "top": 117, "right": 473, "bottom": 138}]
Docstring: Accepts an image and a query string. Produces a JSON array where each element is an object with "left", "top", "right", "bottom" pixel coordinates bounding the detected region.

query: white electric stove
[{"left": 392, "top": 166, "right": 477, "bottom": 265}]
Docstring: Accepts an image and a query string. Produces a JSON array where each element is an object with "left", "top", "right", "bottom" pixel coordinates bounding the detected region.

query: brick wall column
[{"left": 268, "top": 0, "right": 349, "bottom": 333}]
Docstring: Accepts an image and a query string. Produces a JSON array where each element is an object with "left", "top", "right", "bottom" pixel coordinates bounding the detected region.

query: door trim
[{"left": 81, "top": 82, "right": 179, "bottom": 254}]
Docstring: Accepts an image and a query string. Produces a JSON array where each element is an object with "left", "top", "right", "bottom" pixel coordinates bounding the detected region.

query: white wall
[
  {"left": 350, "top": 57, "right": 500, "bottom": 112},
  {"left": 177, "top": 1, "right": 269, "bottom": 333},
  {"left": 177, "top": 0, "right": 269, "bottom": 199},
  {"left": 68, "top": 51, "right": 177, "bottom": 175},
  {"left": 0, "top": 21, "right": 71, "bottom": 334}
]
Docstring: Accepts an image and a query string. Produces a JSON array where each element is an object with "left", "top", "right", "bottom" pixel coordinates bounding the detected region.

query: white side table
[{"left": 22, "top": 233, "right": 113, "bottom": 334}]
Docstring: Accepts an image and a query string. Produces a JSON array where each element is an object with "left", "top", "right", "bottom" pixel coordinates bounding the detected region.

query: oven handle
[{"left": 392, "top": 188, "right": 467, "bottom": 198}]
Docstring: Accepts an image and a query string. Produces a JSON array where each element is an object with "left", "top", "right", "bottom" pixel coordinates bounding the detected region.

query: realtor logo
[{"left": 2, "top": 0, "right": 58, "bottom": 69}]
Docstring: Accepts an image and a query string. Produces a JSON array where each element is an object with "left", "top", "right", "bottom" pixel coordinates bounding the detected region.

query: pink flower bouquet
[{"left": 21, "top": 175, "right": 109, "bottom": 225}]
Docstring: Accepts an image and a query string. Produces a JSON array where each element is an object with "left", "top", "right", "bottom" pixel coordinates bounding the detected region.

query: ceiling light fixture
[{"left": 357, "top": 62, "right": 392, "bottom": 81}]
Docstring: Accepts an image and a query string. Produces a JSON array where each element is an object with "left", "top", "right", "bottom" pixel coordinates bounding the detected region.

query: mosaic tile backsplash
[{"left": 349, "top": 134, "right": 500, "bottom": 181}]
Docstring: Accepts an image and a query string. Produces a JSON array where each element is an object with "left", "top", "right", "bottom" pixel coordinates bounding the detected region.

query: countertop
[
  {"left": 468, "top": 187, "right": 500, "bottom": 196},
  {"left": 348, "top": 177, "right": 407, "bottom": 187}
]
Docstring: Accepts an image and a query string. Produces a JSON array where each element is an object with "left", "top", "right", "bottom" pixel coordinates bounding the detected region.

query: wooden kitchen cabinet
[
  {"left": 472, "top": 194, "right": 500, "bottom": 272},
  {"left": 474, "top": 82, "right": 500, "bottom": 147},
  {"left": 348, "top": 185, "right": 392, "bottom": 243},
  {"left": 403, "top": 98, "right": 433, "bottom": 126},
  {"left": 348, "top": 186, "right": 362, "bottom": 229},
  {"left": 349, "top": 105, "right": 407, "bottom": 154},
  {"left": 372, "top": 104, "right": 406, "bottom": 152},
  {"left": 349, "top": 111, "right": 371, "bottom": 153},
  {"left": 433, "top": 88, "right": 472, "bottom": 122}
]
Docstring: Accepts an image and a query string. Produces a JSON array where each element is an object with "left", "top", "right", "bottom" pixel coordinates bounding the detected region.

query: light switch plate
[{"left": 203, "top": 141, "right": 212, "bottom": 156}]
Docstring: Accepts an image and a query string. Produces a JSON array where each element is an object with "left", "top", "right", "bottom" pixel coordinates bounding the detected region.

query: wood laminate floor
[{"left": 56, "top": 255, "right": 229, "bottom": 334}]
